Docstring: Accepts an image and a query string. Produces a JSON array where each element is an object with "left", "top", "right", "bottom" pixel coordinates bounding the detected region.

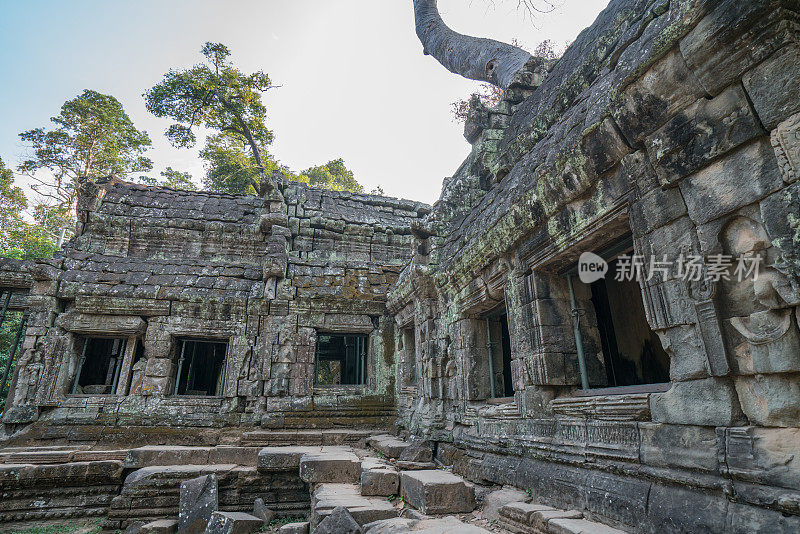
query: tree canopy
[
  {"left": 18, "top": 89, "right": 152, "bottom": 239},
  {"left": 139, "top": 167, "right": 197, "bottom": 191},
  {"left": 0, "top": 157, "right": 57, "bottom": 260},
  {"left": 303, "top": 159, "right": 364, "bottom": 193},
  {"left": 145, "top": 42, "right": 275, "bottom": 194}
]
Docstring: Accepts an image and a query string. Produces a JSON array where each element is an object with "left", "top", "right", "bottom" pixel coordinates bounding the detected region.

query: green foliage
[
  {"left": 302, "top": 158, "right": 364, "bottom": 193},
  {"left": 18, "top": 89, "right": 152, "bottom": 237},
  {"left": 0, "top": 157, "right": 57, "bottom": 260},
  {"left": 139, "top": 167, "right": 198, "bottom": 191},
  {"left": 145, "top": 42, "right": 274, "bottom": 192},
  {"left": 6, "top": 518, "right": 102, "bottom": 534}
]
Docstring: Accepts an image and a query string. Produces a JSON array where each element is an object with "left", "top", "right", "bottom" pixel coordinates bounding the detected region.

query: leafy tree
[
  {"left": 302, "top": 159, "right": 363, "bottom": 193},
  {"left": 145, "top": 42, "right": 274, "bottom": 194},
  {"left": 139, "top": 167, "right": 197, "bottom": 191},
  {"left": 18, "top": 89, "right": 152, "bottom": 240},
  {"left": 0, "top": 157, "right": 57, "bottom": 260}
]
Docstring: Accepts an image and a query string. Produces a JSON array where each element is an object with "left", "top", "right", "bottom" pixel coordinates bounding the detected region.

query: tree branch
[{"left": 413, "top": 0, "right": 537, "bottom": 89}]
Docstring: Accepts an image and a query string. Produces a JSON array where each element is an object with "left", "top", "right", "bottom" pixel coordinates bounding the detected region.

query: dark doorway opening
[
  {"left": 315, "top": 333, "right": 367, "bottom": 385},
  {"left": 589, "top": 257, "right": 670, "bottom": 387},
  {"left": 486, "top": 311, "right": 514, "bottom": 398},
  {"left": 174, "top": 339, "right": 227, "bottom": 396},
  {"left": 72, "top": 337, "right": 126, "bottom": 395}
]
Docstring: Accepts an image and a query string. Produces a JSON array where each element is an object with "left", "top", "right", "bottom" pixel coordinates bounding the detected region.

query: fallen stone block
[
  {"left": 299, "top": 448, "right": 361, "bottom": 484},
  {"left": 140, "top": 519, "right": 179, "bottom": 534},
  {"left": 178, "top": 474, "right": 219, "bottom": 534},
  {"left": 360, "top": 460, "right": 399, "bottom": 496},
  {"left": 205, "top": 511, "right": 263, "bottom": 534},
  {"left": 278, "top": 522, "right": 309, "bottom": 534},
  {"left": 398, "top": 441, "right": 433, "bottom": 463},
  {"left": 252, "top": 497, "right": 276, "bottom": 523},
  {"left": 312, "top": 483, "right": 398, "bottom": 526},
  {"left": 400, "top": 470, "right": 475, "bottom": 515},
  {"left": 367, "top": 435, "right": 411, "bottom": 459},
  {"left": 315, "top": 505, "right": 363, "bottom": 534}
]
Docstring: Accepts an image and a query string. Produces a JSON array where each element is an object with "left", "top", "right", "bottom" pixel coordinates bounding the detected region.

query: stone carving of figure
[{"left": 725, "top": 218, "right": 800, "bottom": 373}]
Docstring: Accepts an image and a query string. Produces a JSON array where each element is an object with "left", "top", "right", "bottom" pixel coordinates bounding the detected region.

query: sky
[{"left": 0, "top": 0, "right": 606, "bottom": 205}]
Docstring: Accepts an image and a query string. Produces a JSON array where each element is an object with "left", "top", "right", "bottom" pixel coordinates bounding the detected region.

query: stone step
[
  {"left": 360, "top": 457, "right": 400, "bottom": 497},
  {"left": 311, "top": 483, "right": 398, "bottom": 527},
  {"left": 299, "top": 448, "right": 361, "bottom": 484},
  {"left": 242, "top": 429, "right": 375, "bottom": 447},
  {"left": 257, "top": 446, "right": 321, "bottom": 472},
  {"left": 363, "top": 516, "right": 492, "bottom": 533},
  {"left": 124, "top": 446, "right": 260, "bottom": 468},
  {"left": 547, "top": 519, "right": 628, "bottom": 534},
  {"left": 399, "top": 469, "right": 475, "bottom": 515},
  {"left": 367, "top": 434, "right": 412, "bottom": 459},
  {"left": 498, "top": 502, "right": 627, "bottom": 534}
]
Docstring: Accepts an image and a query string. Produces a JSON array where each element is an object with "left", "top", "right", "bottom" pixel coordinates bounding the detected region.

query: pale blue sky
[{"left": 0, "top": 1, "right": 605, "bottom": 204}]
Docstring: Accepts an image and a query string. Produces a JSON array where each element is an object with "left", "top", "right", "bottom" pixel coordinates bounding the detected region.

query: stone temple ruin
[{"left": 1, "top": 0, "right": 800, "bottom": 533}]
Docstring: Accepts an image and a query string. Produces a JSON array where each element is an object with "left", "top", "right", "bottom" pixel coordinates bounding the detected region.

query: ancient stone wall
[
  {"left": 1, "top": 177, "right": 429, "bottom": 434},
  {"left": 389, "top": 0, "right": 800, "bottom": 532}
]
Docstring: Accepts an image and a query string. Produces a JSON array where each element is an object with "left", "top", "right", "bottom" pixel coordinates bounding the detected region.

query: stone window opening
[
  {"left": 485, "top": 309, "right": 514, "bottom": 399},
  {"left": 172, "top": 339, "right": 228, "bottom": 396},
  {"left": 400, "top": 327, "right": 417, "bottom": 386},
  {"left": 315, "top": 333, "right": 367, "bottom": 386},
  {"left": 70, "top": 337, "right": 127, "bottom": 395},
  {"left": 568, "top": 237, "right": 670, "bottom": 391}
]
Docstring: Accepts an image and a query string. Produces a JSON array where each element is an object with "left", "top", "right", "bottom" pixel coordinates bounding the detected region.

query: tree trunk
[{"left": 413, "top": 0, "right": 534, "bottom": 89}]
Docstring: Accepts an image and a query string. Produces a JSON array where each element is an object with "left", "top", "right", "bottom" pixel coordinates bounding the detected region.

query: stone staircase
[{"left": 0, "top": 433, "right": 631, "bottom": 533}]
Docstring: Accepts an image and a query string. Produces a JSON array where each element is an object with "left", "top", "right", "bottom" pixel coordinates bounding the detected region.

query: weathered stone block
[
  {"left": 721, "top": 426, "right": 800, "bottom": 490},
  {"left": 400, "top": 470, "right": 475, "bottom": 515},
  {"left": 315, "top": 506, "right": 362, "bottom": 534},
  {"left": 650, "top": 377, "right": 745, "bottom": 426},
  {"left": 256, "top": 446, "right": 316, "bottom": 472},
  {"left": 734, "top": 373, "right": 800, "bottom": 427},
  {"left": 205, "top": 511, "right": 263, "bottom": 534},
  {"left": 615, "top": 50, "right": 708, "bottom": 144},
  {"left": 679, "top": 140, "right": 783, "bottom": 225},
  {"left": 744, "top": 46, "right": 800, "bottom": 131},
  {"left": 360, "top": 463, "right": 399, "bottom": 497},
  {"left": 639, "top": 423, "right": 719, "bottom": 472},
  {"left": 178, "top": 474, "right": 218, "bottom": 534},
  {"left": 680, "top": 0, "right": 797, "bottom": 96},
  {"left": 647, "top": 85, "right": 763, "bottom": 188},
  {"left": 278, "top": 522, "right": 309, "bottom": 534},
  {"left": 139, "top": 521, "right": 179, "bottom": 534},
  {"left": 299, "top": 448, "right": 361, "bottom": 483}
]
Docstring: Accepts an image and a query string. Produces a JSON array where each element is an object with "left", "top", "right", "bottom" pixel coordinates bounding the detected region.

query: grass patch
[{"left": 7, "top": 519, "right": 102, "bottom": 534}]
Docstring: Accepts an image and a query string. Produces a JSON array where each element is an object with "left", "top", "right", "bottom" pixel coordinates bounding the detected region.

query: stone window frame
[
  {"left": 165, "top": 333, "right": 233, "bottom": 398},
  {"left": 312, "top": 329, "right": 370, "bottom": 390},
  {"left": 60, "top": 314, "right": 146, "bottom": 399},
  {"left": 560, "top": 235, "right": 673, "bottom": 396},
  {"left": 170, "top": 337, "right": 230, "bottom": 397}
]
